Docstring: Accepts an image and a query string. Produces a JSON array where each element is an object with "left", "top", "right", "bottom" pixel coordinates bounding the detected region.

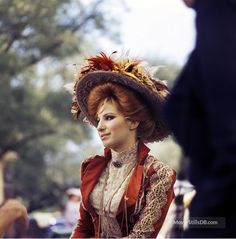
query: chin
[
  {"left": 102, "top": 140, "right": 115, "bottom": 150},
  {"left": 102, "top": 140, "right": 111, "bottom": 148}
]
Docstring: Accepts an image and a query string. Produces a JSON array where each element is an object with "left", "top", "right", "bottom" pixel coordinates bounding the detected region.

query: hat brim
[{"left": 76, "top": 71, "right": 169, "bottom": 141}]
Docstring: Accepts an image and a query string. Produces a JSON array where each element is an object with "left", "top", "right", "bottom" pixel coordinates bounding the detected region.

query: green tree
[{"left": 0, "top": 0, "right": 123, "bottom": 210}]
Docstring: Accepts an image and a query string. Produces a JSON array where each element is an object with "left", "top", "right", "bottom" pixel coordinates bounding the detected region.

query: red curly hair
[{"left": 87, "top": 83, "right": 157, "bottom": 142}]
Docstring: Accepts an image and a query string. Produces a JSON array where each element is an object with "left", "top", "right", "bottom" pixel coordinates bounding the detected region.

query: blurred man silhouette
[{"left": 164, "top": 0, "right": 236, "bottom": 237}]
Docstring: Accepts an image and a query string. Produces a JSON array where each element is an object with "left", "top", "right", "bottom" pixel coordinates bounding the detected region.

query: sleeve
[
  {"left": 70, "top": 203, "right": 94, "bottom": 238},
  {"left": 70, "top": 156, "right": 95, "bottom": 238},
  {"left": 128, "top": 163, "right": 176, "bottom": 238}
]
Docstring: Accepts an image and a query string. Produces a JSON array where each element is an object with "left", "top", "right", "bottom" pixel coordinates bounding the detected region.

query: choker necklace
[{"left": 112, "top": 161, "right": 122, "bottom": 168}]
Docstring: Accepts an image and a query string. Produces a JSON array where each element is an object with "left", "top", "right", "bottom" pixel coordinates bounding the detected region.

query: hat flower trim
[{"left": 66, "top": 51, "right": 168, "bottom": 119}]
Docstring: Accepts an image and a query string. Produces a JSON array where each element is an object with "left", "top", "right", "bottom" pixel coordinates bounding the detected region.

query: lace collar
[{"left": 111, "top": 141, "right": 138, "bottom": 167}]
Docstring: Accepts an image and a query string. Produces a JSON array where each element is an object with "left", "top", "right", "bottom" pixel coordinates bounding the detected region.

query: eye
[{"left": 105, "top": 115, "right": 114, "bottom": 121}]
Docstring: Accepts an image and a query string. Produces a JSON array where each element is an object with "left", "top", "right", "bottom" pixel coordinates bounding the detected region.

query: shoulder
[
  {"left": 81, "top": 155, "right": 95, "bottom": 165},
  {"left": 144, "top": 155, "right": 176, "bottom": 183},
  {"left": 80, "top": 155, "right": 96, "bottom": 179}
]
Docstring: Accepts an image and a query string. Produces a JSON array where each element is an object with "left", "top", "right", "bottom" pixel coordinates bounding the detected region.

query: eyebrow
[{"left": 97, "top": 112, "right": 116, "bottom": 118}]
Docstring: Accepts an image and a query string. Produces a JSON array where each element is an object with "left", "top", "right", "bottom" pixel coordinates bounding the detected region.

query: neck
[
  {"left": 111, "top": 138, "right": 138, "bottom": 153},
  {"left": 111, "top": 141, "right": 138, "bottom": 167}
]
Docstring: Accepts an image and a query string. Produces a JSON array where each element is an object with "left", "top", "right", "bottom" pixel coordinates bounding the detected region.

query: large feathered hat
[{"left": 65, "top": 52, "right": 170, "bottom": 141}]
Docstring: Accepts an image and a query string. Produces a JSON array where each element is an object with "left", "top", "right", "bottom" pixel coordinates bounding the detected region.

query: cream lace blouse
[{"left": 89, "top": 142, "right": 138, "bottom": 237}]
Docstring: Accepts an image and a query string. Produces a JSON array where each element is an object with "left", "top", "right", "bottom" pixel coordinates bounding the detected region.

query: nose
[{"left": 97, "top": 119, "right": 105, "bottom": 132}]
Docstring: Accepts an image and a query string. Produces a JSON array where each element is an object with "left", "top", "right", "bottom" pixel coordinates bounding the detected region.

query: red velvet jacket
[{"left": 71, "top": 141, "right": 176, "bottom": 238}]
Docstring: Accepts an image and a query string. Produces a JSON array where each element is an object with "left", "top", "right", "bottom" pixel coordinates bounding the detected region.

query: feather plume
[
  {"left": 66, "top": 51, "right": 169, "bottom": 122},
  {"left": 139, "top": 61, "right": 165, "bottom": 79},
  {"left": 80, "top": 52, "right": 118, "bottom": 75}
]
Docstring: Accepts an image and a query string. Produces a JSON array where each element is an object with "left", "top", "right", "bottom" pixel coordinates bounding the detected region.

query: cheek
[{"left": 110, "top": 120, "right": 129, "bottom": 136}]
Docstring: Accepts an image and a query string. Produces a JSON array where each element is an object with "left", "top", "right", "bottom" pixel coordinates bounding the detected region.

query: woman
[{"left": 67, "top": 52, "right": 176, "bottom": 238}]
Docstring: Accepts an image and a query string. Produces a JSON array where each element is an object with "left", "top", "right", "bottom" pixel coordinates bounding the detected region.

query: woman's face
[{"left": 96, "top": 100, "right": 139, "bottom": 152}]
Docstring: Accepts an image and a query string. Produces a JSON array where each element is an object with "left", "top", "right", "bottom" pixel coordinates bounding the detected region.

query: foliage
[
  {"left": 0, "top": 0, "right": 122, "bottom": 211},
  {"left": 0, "top": 0, "right": 121, "bottom": 75},
  {"left": 0, "top": 0, "right": 181, "bottom": 211}
]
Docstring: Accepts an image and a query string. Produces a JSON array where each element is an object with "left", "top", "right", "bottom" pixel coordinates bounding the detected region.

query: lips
[{"left": 100, "top": 133, "right": 110, "bottom": 139}]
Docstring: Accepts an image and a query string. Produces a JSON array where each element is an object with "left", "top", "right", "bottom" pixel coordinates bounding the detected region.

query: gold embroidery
[{"left": 128, "top": 156, "right": 174, "bottom": 238}]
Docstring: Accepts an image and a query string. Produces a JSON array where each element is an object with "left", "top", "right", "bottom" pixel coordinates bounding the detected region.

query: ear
[{"left": 127, "top": 119, "right": 140, "bottom": 130}]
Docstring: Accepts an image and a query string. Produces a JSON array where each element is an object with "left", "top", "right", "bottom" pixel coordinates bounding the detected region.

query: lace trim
[
  {"left": 90, "top": 144, "right": 138, "bottom": 237},
  {"left": 111, "top": 141, "right": 138, "bottom": 165},
  {"left": 128, "top": 156, "right": 174, "bottom": 238},
  {"left": 100, "top": 216, "right": 123, "bottom": 238}
]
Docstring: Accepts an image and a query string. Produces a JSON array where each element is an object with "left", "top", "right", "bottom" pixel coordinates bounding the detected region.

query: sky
[{"left": 99, "top": 0, "right": 196, "bottom": 66}]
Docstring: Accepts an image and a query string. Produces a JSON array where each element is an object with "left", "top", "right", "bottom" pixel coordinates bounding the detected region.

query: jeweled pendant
[{"left": 112, "top": 161, "right": 122, "bottom": 168}]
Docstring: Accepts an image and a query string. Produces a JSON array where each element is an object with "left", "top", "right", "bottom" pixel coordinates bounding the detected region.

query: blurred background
[{"left": 0, "top": 0, "right": 195, "bottom": 237}]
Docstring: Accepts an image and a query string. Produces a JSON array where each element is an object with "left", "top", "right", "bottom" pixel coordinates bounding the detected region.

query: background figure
[
  {"left": 64, "top": 188, "right": 81, "bottom": 227},
  {"left": 0, "top": 199, "right": 28, "bottom": 237},
  {"left": 158, "top": 173, "right": 196, "bottom": 239},
  {"left": 164, "top": 0, "right": 236, "bottom": 237}
]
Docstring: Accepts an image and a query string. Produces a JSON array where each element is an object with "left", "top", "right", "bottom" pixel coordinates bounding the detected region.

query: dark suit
[{"left": 164, "top": 0, "right": 236, "bottom": 237}]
